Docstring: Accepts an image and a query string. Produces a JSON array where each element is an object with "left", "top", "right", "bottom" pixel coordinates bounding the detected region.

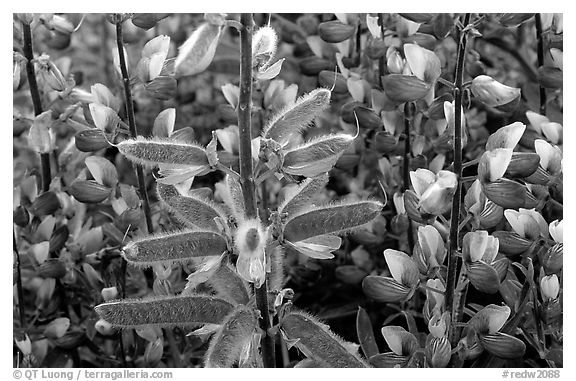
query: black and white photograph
[{"left": 12, "top": 10, "right": 565, "bottom": 373}]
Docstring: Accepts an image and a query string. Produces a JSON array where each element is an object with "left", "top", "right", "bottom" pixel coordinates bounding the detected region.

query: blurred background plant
[{"left": 13, "top": 12, "right": 562, "bottom": 368}]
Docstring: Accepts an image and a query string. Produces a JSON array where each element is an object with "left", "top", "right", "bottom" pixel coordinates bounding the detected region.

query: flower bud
[
  {"left": 387, "top": 48, "right": 404, "bottom": 74},
  {"left": 95, "top": 319, "right": 116, "bottom": 336},
  {"left": 234, "top": 219, "right": 267, "bottom": 288},
  {"left": 75, "top": 129, "right": 111, "bottom": 152},
  {"left": 29, "top": 191, "right": 61, "bottom": 216},
  {"left": 381, "top": 74, "right": 431, "bottom": 103},
  {"left": 318, "top": 20, "right": 355, "bottom": 43},
  {"left": 13, "top": 205, "right": 30, "bottom": 227},
  {"left": 36, "top": 54, "right": 67, "bottom": 92},
  {"left": 252, "top": 25, "right": 278, "bottom": 70},
  {"left": 69, "top": 180, "right": 112, "bottom": 203},
  {"left": 101, "top": 286, "right": 118, "bottom": 302},
  {"left": 546, "top": 220, "right": 562, "bottom": 245},
  {"left": 540, "top": 274, "right": 560, "bottom": 301},
  {"left": 540, "top": 243, "right": 563, "bottom": 274},
  {"left": 37, "top": 258, "right": 67, "bottom": 279}
]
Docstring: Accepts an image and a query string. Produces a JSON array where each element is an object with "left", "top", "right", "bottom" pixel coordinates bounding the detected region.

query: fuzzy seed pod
[
  {"left": 262, "top": 88, "right": 331, "bottom": 145},
  {"left": 157, "top": 183, "right": 228, "bottom": 232},
  {"left": 282, "top": 200, "right": 383, "bottom": 242},
  {"left": 206, "top": 261, "right": 250, "bottom": 305},
  {"left": 281, "top": 310, "right": 368, "bottom": 367},
  {"left": 117, "top": 137, "right": 209, "bottom": 168},
  {"left": 95, "top": 295, "right": 234, "bottom": 328},
  {"left": 252, "top": 25, "right": 278, "bottom": 70},
  {"left": 204, "top": 305, "right": 259, "bottom": 368},
  {"left": 122, "top": 230, "right": 228, "bottom": 267},
  {"left": 282, "top": 134, "right": 355, "bottom": 177}
]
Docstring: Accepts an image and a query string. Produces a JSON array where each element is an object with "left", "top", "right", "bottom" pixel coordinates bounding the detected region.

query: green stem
[
  {"left": 447, "top": 13, "right": 471, "bottom": 347},
  {"left": 21, "top": 20, "right": 51, "bottom": 192},
  {"left": 115, "top": 20, "right": 153, "bottom": 235},
  {"left": 535, "top": 14, "right": 547, "bottom": 116},
  {"left": 239, "top": 13, "right": 275, "bottom": 368}
]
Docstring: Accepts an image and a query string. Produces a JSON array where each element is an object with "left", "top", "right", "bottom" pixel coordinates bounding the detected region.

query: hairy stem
[
  {"left": 21, "top": 20, "right": 51, "bottom": 192},
  {"left": 239, "top": 13, "right": 275, "bottom": 368},
  {"left": 447, "top": 13, "right": 471, "bottom": 347},
  {"left": 115, "top": 20, "right": 153, "bottom": 235},
  {"left": 535, "top": 14, "right": 547, "bottom": 116}
]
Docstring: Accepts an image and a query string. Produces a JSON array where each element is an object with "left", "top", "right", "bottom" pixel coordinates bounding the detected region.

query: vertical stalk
[
  {"left": 14, "top": 233, "right": 26, "bottom": 329},
  {"left": 21, "top": 20, "right": 51, "bottom": 192},
  {"left": 447, "top": 13, "right": 471, "bottom": 346},
  {"left": 378, "top": 14, "right": 385, "bottom": 88},
  {"left": 402, "top": 103, "right": 414, "bottom": 253},
  {"left": 534, "top": 14, "right": 547, "bottom": 116},
  {"left": 238, "top": 13, "right": 275, "bottom": 368},
  {"left": 115, "top": 20, "right": 153, "bottom": 235}
]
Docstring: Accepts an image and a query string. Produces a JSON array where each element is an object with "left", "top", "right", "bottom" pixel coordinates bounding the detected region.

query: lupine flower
[
  {"left": 414, "top": 225, "right": 446, "bottom": 275},
  {"left": 549, "top": 219, "right": 563, "bottom": 243},
  {"left": 409, "top": 169, "right": 457, "bottom": 215},
  {"left": 234, "top": 219, "right": 268, "bottom": 288},
  {"left": 464, "top": 179, "right": 503, "bottom": 229},
  {"left": 465, "top": 304, "right": 526, "bottom": 359},
  {"left": 462, "top": 231, "right": 506, "bottom": 294},
  {"left": 504, "top": 208, "right": 549, "bottom": 240}
]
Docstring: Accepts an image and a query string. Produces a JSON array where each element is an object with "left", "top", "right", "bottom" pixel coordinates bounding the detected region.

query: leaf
[
  {"left": 263, "top": 88, "right": 331, "bottom": 145},
  {"left": 85, "top": 156, "right": 118, "bottom": 188},
  {"left": 281, "top": 310, "right": 368, "bottom": 367},
  {"left": 175, "top": 22, "right": 222, "bottom": 77},
  {"left": 118, "top": 137, "right": 208, "bottom": 168},
  {"left": 283, "top": 200, "right": 383, "bottom": 242},
  {"left": 356, "top": 307, "right": 379, "bottom": 358},
  {"left": 282, "top": 133, "right": 355, "bottom": 177},
  {"left": 95, "top": 295, "right": 234, "bottom": 328},
  {"left": 157, "top": 183, "right": 228, "bottom": 231},
  {"left": 204, "top": 305, "right": 259, "bottom": 368},
  {"left": 122, "top": 230, "right": 228, "bottom": 267},
  {"left": 278, "top": 173, "right": 329, "bottom": 216}
]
